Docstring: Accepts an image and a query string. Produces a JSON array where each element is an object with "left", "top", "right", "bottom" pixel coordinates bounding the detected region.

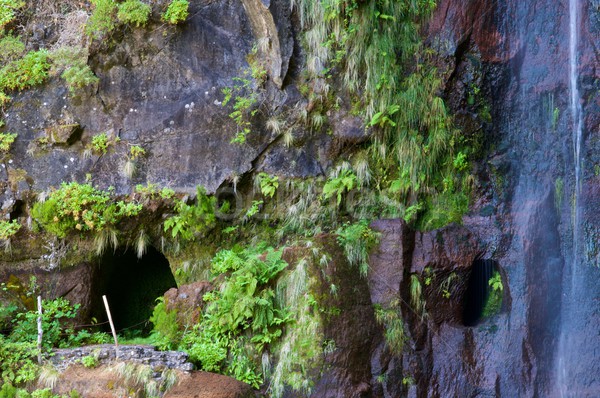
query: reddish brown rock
[
  {"left": 164, "top": 281, "right": 213, "bottom": 327},
  {"left": 411, "top": 224, "right": 481, "bottom": 274},
  {"left": 165, "top": 371, "right": 256, "bottom": 398}
]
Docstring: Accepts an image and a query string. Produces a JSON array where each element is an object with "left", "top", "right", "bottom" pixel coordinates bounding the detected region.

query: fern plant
[
  {"left": 323, "top": 168, "right": 357, "bottom": 206},
  {"left": 163, "top": 186, "right": 216, "bottom": 241}
]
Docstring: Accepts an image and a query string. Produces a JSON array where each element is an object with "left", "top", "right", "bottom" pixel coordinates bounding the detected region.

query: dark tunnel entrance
[
  {"left": 463, "top": 259, "right": 501, "bottom": 326},
  {"left": 95, "top": 246, "right": 176, "bottom": 335}
]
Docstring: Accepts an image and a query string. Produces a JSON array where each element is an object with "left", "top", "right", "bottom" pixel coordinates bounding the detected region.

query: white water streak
[{"left": 558, "top": 0, "right": 582, "bottom": 396}]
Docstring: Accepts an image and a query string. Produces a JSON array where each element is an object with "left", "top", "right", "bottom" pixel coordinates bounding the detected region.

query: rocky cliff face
[{"left": 2, "top": 0, "right": 600, "bottom": 397}]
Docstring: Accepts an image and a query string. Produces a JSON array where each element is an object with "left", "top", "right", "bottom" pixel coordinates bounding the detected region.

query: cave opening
[
  {"left": 9, "top": 200, "right": 24, "bottom": 221},
  {"left": 463, "top": 259, "right": 501, "bottom": 326},
  {"left": 94, "top": 246, "right": 176, "bottom": 335}
]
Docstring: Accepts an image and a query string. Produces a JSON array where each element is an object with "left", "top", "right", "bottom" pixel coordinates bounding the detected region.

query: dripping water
[{"left": 557, "top": 0, "right": 583, "bottom": 395}]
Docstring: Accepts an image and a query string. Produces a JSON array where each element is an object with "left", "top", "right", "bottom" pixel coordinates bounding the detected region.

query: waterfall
[
  {"left": 557, "top": 0, "right": 583, "bottom": 395},
  {"left": 570, "top": 0, "right": 583, "bottom": 247}
]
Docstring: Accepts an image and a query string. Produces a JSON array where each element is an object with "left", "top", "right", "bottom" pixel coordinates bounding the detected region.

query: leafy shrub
[
  {"left": 163, "top": 186, "right": 215, "bottom": 241},
  {"left": 149, "top": 297, "right": 180, "bottom": 350},
  {"left": 86, "top": 0, "right": 117, "bottom": 39},
  {"left": 177, "top": 245, "right": 289, "bottom": 388},
  {"left": 0, "top": 0, "right": 24, "bottom": 28},
  {"left": 10, "top": 297, "right": 78, "bottom": 349},
  {"left": 0, "top": 50, "right": 50, "bottom": 92},
  {"left": 0, "top": 336, "right": 38, "bottom": 385},
  {"left": 162, "top": 0, "right": 189, "bottom": 24},
  {"left": 117, "top": 0, "right": 151, "bottom": 27},
  {"left": 90, "top": 133, "right": 109, "bottom": 154},
  {"left": 0, "top": 132, "right": 16, "bottom": 152},
  {"left": 0, "top": 220, "right": 20, "bottom": 240},
  {"left": 80, "top": 355, "right": 98, "bottom": 369},
  {"left": 31, "top": 182, "right": 142, "bottom": 238}
]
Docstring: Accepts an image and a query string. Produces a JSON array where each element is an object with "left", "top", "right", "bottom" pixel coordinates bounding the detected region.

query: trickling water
[
  {"left": 557, "top": 0, "right": 583, "bottom": 395},
  {"left": 569, "top": 0, "right": 583, "bottom": 235}
]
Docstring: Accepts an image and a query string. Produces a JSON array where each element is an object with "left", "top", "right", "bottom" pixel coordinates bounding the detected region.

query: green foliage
[
  {"left": 160, "top": 187, "right": 175, "bottom": 200},
  {"left": 438, "top": 272, "right": 458, "bottom": 299},
  {"left": 222, "top": 69, "right": 260, "bottom": 145},
  {"left": 49, "top": 47, "right": 98, "bottom": 92},
  {"left": 374, "top": 301, "right": 405, "bottom": 354},
  {"left": 258, "top": 173, "right": 279, "bottom": 198},
  {"left": 297, "top": 0, "right": 471, "bottom": 230},
  {"left": 0, "top": 132, "right": 16, "bottom": 152},
  {"left": 0, "top": 220, "right": 20, "bottom": 240},
  {"left": 8, "top": 296, "right": 108, "bottom": 353},
  {"left": 0, "top": 35, "right": 25, "bottom": 64},
  {"left": 129, "top": 145, "right": 145, "bottom": 159},
  {"left": 149, "top": 297, "right": 180, "bottom": 349},
  {"left": 0, "top": 0, "right": 24, "bottom": 28},
  {"left": 117, "top": 0, "right": 151, "bottom": 27},
  {"left": 0, "top": 336, "right": 38, "bottom": 385},
  {"left": 336, "top": 220, "right": 378, "bottom": 277},
  {"left": 163, "top": 186, "right": 216, "bottom": 241},
  {"left": 10, "top": 297, "right": 78, "bottom": 349},
  {"left": 322, "top": 168, "right": 357, "bottom": 205},
  {"left": 162, "top": 0, "right": 189, "bottom": 24},
  {"left": 31, "top": 182, "right": 142, "bottom": 238},
  {"left": 86, "top": 0, "right": 117, "bottom": 39},
  {"left": 90, "top": 133, "right": 110, "bottom": 154},
  {"left": 482, "top": 271, "right": 503, "bottom": 318},
  {"left": 0, "top": 50, "right": 50, "bottom": 92},
  {"left": 177, "top": 245, "right": 289, "bottom": 388},
  {"left": 244, "top": 200, "right": 262, "bottom": 219},
  {"left": 409, "top": 274, "right": 424, "bottom": 314},
  {"left": 453, "top": 152, "right": 469, "bottom": 172},
  {"left": 80, "top": 355, "right": 99, "bottom": 369}
]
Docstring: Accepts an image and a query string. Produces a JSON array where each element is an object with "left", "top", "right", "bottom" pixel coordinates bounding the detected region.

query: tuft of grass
[
  {"left": 266, "top": 117, "right": 283, "bottom": 135},
  {"left": 123, "top": 159, "right": 135, "bottom": 179},
  {"left": 37, "top": 365, "right": 60, "bottom": 390},
  {"left": 135, "top": 229, "right": 149, "bottom": 258},
  {"left": 409, "top": 274, "right": 425, "bottom": 315},
  {"left": 336, "top": 220, "right": 378, "bottom": 277},
  {"left": 374, "top": 300, "right": 405, "bottom": 355},
  {"left": 94, "top": 228, "right": 118, "bottom": 255}
]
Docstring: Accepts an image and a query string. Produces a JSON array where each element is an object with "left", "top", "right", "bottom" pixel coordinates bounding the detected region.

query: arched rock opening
[
  {"left": 93, "top": 246, "right": 176, "bottom": 334},
  {"left": 462, "top": 259, "right": 501, "bottom": 326}
]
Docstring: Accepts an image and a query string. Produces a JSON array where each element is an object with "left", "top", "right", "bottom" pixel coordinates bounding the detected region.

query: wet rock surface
[{"left": 2, "top": 0, "right": 600, "bottom": 397}]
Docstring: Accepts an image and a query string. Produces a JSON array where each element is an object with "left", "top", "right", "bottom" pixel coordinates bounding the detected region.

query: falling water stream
[{"left": 557, "top": 0, "right": 582, "bottom": 395}]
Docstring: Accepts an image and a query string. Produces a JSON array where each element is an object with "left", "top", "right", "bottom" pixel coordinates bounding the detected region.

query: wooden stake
[
  {"left": 102, "top": 295, "right": 119, "bottom": 359},
  {"left": 36, "top": 296, "right": 42, "bottom": 364}
]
